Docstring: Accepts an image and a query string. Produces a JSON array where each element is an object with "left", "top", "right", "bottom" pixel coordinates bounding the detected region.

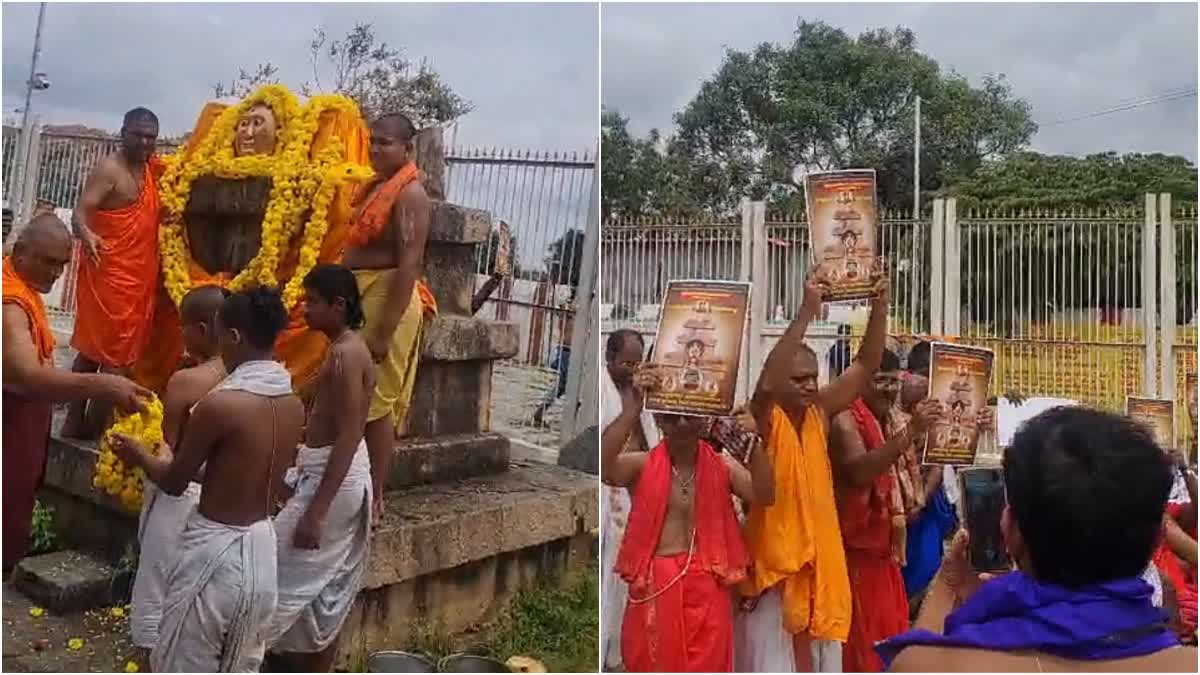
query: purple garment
[{"left": 876, "top": 571, "right": 1179, "bottom": 669}]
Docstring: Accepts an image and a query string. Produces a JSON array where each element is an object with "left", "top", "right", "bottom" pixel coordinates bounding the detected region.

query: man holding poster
[
  {"left": 738, "top": 273, "right": 890, "bottom": 672},
  {"left": 804, "top": 170, "right": 884, "bottom": 302}
]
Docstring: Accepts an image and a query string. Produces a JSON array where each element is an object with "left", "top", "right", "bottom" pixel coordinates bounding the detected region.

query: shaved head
[
  {"left": 180, "top": 285, "right": 229, "bottom": 324},
  {"left": 16, "top": 213, "right": 71, "bottom": 248},
  {"left": 11, "top": 214, "right": 72, "bottom": 293},
  {"left": 371, "top": 113, "right": 417, "bottom": 142}
]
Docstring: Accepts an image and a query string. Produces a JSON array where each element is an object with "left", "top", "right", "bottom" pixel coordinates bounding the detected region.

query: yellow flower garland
[
  {"left": 92, "top": 396, "right": 165, "bottom": 512},
  {"left": 158, "top": 86, "right": 370, "bottom": 310}
]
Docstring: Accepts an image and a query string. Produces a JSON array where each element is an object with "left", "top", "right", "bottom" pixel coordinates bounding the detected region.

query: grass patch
[
  {"left": 479, "top": 566, "right": 598, "bottom": 672},
  {"left": 30, "top": 499, "right": 57, "bottom": 554}
]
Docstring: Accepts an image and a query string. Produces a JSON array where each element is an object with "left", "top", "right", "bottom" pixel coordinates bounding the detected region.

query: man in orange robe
[
  {"left": 829, "top": 349, "right": 943, "bottom": 672},
  {"left": 342, "top": 113, "right": 438, "bottom": 523},
  {"left": 602, "top": 364, "right": 772, "bottom": 672},
  {"left": 3, "top": 215, "right": 148, "bottom": 572},
  {"left": 739, "top": 275, "right": 889, "bottom": 672},
  {"left": 63, "top": 107, "right": 164, "bottom": 439}
]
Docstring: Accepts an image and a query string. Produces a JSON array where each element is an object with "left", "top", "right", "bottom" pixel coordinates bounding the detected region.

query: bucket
[
  {"left": 366, "top": 651, "right": 437, "bottom": 673},
  {"left": 438, "top": 653, "right": 511, "bottom": 672}
]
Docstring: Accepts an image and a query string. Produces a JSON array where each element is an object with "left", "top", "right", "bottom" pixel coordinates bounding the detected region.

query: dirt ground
[{"left": 2, "top": 584, "right": 139, "bottom": 673}]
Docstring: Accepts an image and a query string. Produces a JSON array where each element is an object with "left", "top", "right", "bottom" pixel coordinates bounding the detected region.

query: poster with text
[
  {"left": 924, "top": 342, "right": 994, "bottom": 466},
  {"left": 804, "top": 169, "right": 883, "bottom": 302},
  {"left": 1186, "top": 373, "right": 1197, "bottom": 427},
  {"left": 646, "top": 280, "right": 751, "bottom": 417},
  {"left": 1126, "top": 397, "right": 1175, "bottom": 449}
]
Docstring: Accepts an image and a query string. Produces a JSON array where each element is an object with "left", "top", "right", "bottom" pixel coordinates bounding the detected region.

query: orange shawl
[
  {"left": 71, "top": 156, "right": 163, "bottom": 367},
  {"left": 346, "top": 162, "right": 437, "bottom": 317},
  {"left": 2, "top": 257, "right": 56, "bottom": 364},
  {"left": 615, "top": 440, "right": 748, "bottom": 595},
  {"left": 741, "top": 405, "right": 851, "bottom": 641}
]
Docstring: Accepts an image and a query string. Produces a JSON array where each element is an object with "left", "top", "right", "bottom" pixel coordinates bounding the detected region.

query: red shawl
[
  {"left": 615, "top": 440, "right": 748, "bottom": 595},
  {"left": 838, "top": 398, "right": 897, "bottom": 558}
]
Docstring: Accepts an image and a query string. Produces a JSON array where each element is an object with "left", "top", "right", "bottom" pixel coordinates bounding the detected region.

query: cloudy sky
[
  {"left": 603, "top": 2, "right": 1198, "bottom": 160},
  {"left": 2, "top": 2, "right": 599, "bottom": 152}
]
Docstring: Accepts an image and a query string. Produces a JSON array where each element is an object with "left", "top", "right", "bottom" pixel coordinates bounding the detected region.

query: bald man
[
  {"left": 130, "top": 284, "right": 228, "bottom": 658},
  {"left": 3, "top": 214, "right": 149, "bottom": 573},
  {"left": 342, "top": 113, "right": 438, "bottom": 524}
]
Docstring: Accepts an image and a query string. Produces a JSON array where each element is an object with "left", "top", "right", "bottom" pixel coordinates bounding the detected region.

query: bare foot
[{"left": 372, "top": 492, "right": 384, "bottom": 527}]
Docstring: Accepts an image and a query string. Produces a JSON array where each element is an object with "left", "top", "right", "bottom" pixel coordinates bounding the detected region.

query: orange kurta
[
  {"left": 2, "top": 258, "right": 56, "bottom": 570},
  {"left": 741, "top": 405, "right": 852, "bottom": 642},
  {"left": 71, "top": 157, "right": 162, "bottom": 368}
]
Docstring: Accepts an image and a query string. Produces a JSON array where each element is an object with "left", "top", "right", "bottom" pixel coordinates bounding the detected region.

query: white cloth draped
[
  {"left": 599, "top": 368, "right": 660, "bottom": 670},
  {"left": 268, "top": 441, "right": 372, "bottom": 653},
  {"left": 734, "top": 587, "right": 844, "bottom": 672},
  {"left": 210, "top": 359, "right": 293, "bottom": 398},
  {"left": 130, "top": 480, "right": 202, "bottom": 648},
  {"left": 151, "top": 511, "right": 277, "bottom": 673}
]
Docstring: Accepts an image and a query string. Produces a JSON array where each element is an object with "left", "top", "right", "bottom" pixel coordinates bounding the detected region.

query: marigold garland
[
  {"left": 92, "top": 396, "right": 165, "bottom": 512},
  {"left": 157, "top": 85, "right": 370, "bottom": 309}
]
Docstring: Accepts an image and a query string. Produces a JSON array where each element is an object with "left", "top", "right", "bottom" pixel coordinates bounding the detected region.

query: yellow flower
[
  {"left": 67, "top": 637, "right": 84, "bottom": 650},
  {"left": 110, "top": 606, "right": 126, "bottom": 618},
  {"left": 29, "top": 606, "right": 44, "bottom": 618},
  {"left": 124, "top": 661, "right": 140, "bottom": 673}
]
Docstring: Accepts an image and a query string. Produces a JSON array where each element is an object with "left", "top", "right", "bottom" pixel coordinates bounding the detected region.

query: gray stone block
[
  {"left": 557, "top": 425, "right": 599, "bottom": 475},
  {"left": 388, "top": 432, "right": 510, "bottom": 489},
  {"left": 12, "top": 551, "right": 129, "bottom": 614}
]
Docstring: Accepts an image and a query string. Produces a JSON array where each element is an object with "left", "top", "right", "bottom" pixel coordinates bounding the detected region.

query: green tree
[
  {"left": 215, "top": 23, "right": 472, "bottom": 127},
  {"left": 547, "top": 228, "right": 587, "bottom": 296},
  {"left": 613, "top": 21, "right": 1037, "bottom": 216}
]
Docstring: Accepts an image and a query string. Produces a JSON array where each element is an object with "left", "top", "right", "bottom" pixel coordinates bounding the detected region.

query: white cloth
[
  {"left": 268, "top": 441, "right": 372, "bottom": 653},
  {"left": 211, "top": 359, "right": 294, "bottom": 397},
  {"left": 599, "top": 368, "right": 660, "bottom": 670},
  {"left": 735, "top": 587, "right": 843, "bottom": 672},
  {"left": 152, "top": 510, "right": 277, "bottom": 673},
  {"left": 130, "top": 480, "right": 201, "bottom": 648},
  {"left": 1168, "top": 471, "right": 1190, "bottom": 504},
  {"left": 1143, "top": 564, "right": 1164, "bottom": 608}
]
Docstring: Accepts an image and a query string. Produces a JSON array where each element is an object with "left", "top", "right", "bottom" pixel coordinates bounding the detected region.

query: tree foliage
[
  {"left": 547, "top": 228, "right": 587, "bottom": 295},
  {"left": 214, "top": 23, "right": 472, "bottom": 127},
  {"left": 939, "top": 151, "right": 1198, "bottom": 211},
  {"left": 603, "top": 20, "right": 1038, "bottom": 218}
]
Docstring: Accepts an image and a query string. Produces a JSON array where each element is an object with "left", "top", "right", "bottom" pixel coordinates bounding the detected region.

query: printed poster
[
  {"left": 1186, "top": 373, "right": 1197, "bottom": 426},
  {"left": 924, "top": 342, "right": 994, "bottom": 466},
  {"left": 645, "top": 280, "right": 751, "bottom": 417},
  {"left": 804, "top": 169, "right": 884, "bottom": 302},
  {"left": 495, "top": 220, "right": 513, "bottom": 277},
  {"left": 1126, "top": 397, "right": 1175, "bottom": 449}
]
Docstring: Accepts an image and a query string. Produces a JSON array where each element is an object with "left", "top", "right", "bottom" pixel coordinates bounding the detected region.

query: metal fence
[
  {"left": 446, "top": 147, "right": 596, "bottom": 448},
  {"left": 4, "top": 124, "right": 596, "bottom": 452},
  {"left": 602, "top": 196, "right": 1197, "bottom": 446}
]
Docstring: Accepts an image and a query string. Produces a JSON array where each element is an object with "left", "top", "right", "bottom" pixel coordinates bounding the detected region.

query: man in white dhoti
[
  {"left": 600, "top": 329, "right": 660, "bottom": 672},
  {"left": 129, "top": 285, "right": 227, "bottom": 663},
  {"left": 267, "top": 265, "right": 375, "bottom": 672},
  {"left": 112, "top": 287, "right": 305, "bottom": 672}
]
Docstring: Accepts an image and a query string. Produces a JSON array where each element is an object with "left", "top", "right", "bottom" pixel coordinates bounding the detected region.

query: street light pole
[
  {"left": 20, "top": 2, "right": 48, "bottom": 135},
  {"left": 13, "top": 3, "right": 47, "bottom": 224},
  {"left": 913, "top": 94, "right": 921, "bottom": 217}
]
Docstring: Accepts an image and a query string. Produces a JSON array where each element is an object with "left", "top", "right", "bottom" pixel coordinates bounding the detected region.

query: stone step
[
  {"left": 388, "top": 432, "right": 510, "bottom": 489},
  {"left": 368, "top": 459, "right": 597, "bottom": 589},
  {"left": 11, "top": 551, "right": 129, "bottom": 614}
]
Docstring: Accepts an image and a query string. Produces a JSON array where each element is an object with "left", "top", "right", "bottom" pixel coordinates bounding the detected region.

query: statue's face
[{"left": 234, "top": 103, "right": 279, "bottom": 157}]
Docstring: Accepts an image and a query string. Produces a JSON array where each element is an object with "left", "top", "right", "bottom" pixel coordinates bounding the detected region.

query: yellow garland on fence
[
  {"left": 92, "top": 396, "right": 165, "bottom": 512},
  {"left": 157, "top": 86, "right": 370, "bottom": 309}
]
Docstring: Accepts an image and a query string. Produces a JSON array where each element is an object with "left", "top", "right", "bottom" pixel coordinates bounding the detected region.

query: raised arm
[
  {"left": 750, "top": 278, "right": 826, "bottom": 433},
  {"left": 3, "top": 304, "right": 147, "bottom": 408},
  {"left": 723, "top": 407, "right": 774, "bottom": 505},
  {"left": 471, "top": 272, "right": 504, "bottom": 315},
  {"left": 295, "top": 349, "right": 370, "bottom": 549},
  {"left": 817, "top": 278, "right": 889, "bottom": 415},
  {"left": 830, "top": 399, "right": 940, "bottom": 488},
  {"left": 600, "top": 367, "right": 655, "bottom": 488},
  {"left": 365, "top": 189, "right": 431, "bottom": 363}
]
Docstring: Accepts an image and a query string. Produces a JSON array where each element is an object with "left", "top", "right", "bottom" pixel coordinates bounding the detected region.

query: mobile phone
[
  {"left": 706, "top": 416, "right": 757, "bottom": 462},
  {"left": 959, "top": 468, "right": 1012, "bottom": 572}
]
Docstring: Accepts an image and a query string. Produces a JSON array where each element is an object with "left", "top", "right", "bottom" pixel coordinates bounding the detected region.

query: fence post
[
  {"left": 744, "top": 201, "right": 768, "bottom": 404},
  {"left": 1159, "top": 193, "right": 1176, "bottom": 408},
  {"left": 1143, "top": 193, "right": 1159, "bottom": 398},
  {"left": 944, "top": 197, "right": 961, "bottom": 337},
  {"left": 930, "top": 198, "right": 945, "bottom": 336},
  {"left": 559, "top": 168, "right": 600, "bottom": 445},
  {"left": 739, "top": 198, "right": 753, "bottom": 283}
]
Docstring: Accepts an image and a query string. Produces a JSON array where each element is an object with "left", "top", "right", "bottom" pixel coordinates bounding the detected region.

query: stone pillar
[{"left": 386, "top": 201, "right": 520, "bottom": 488}]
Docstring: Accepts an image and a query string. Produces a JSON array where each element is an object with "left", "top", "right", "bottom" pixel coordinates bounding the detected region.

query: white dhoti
[
  {"left": 151, "top": 511, "right": 277, "bottom": 673},
  {"left": 735, "top": 587, "right": 844, "bottom": 672},
  {"left": 130, "top": 481, "right": 201, "bottom": 648},
  {"left": 268, "top": 441, "right": 372, "bottom": 653}
]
